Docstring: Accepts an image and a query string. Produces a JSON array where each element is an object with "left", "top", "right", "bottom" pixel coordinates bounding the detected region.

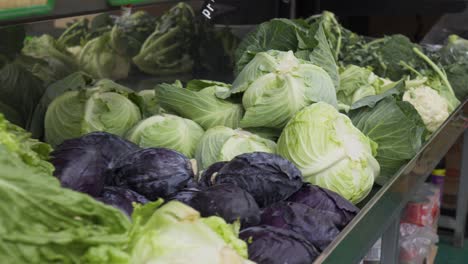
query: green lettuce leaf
[{"left": 0, "top": 144, "right": 130, "bottom": 264}]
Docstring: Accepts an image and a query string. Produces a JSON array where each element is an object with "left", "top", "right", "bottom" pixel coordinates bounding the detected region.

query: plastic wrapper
[
  {"left": 399, "top": 223, "right": 438, "bottom": 264},
  {"left": 401, "top": 183, "right": 440, "bottom": 227}
]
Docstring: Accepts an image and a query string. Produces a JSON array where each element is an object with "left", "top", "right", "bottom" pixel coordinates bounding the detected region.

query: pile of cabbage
[
  {"left": 1, "top": 6, "right": 467, "bottom": 264},
  {"left": 48, "top": 131, "right": 359, "bottom": 264}
]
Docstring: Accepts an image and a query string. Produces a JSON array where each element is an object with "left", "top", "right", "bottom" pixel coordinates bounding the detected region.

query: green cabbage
[
  {"left": 235, "top": 17, "right": 340, "bottom": 88},
  {"left": 0, "top": 61, "right": 44, "bottom": 128},
  {"left": 126, "top": 114, "right": 204, "bottom": 158},
  {"left": 225, "top": 50, "right": 337, "bottom": 129},
  {"left": 21, "top": 34, "right": 78, "bottom": 83},
  {"left": 78, "top": 33, "right": 131, "bottom": 80},
  {"left": 133, "top": 3, "right": 195, "bottom": 75},
  {"left": 109, "top": 11, "right": 156, "bottom": 57},
  {"left": 337, "top": 65, "right": 395, "bottom": 110},
  {"left": 156, "top": 82, "right": 244, "bottom": 130},
  {"left": 195, "top": 126, "right": 277, "bottom": 169},
  {"left": 44, "top": 79, "right": 141, "bottom": 146},
  {"left": 127, "top": 201, "right": 250, "bottom": 264},
  {"left": 278, "top": 102, "right": 379, "bottom": 204}
]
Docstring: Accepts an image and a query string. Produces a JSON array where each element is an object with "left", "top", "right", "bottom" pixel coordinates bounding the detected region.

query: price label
[{"left": 201, "top": 0, "right": 216, "bottom": 20}]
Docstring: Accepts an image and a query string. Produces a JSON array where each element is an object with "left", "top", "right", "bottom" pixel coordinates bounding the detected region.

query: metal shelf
[
  {"left": 0, "top": 0, "right": 184, "bottom": 26},
  {"left": 315, "top": 99, "right": 468, "bottom": 264}
]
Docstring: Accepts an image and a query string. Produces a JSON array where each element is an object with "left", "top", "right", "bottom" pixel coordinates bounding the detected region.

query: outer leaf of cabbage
[
  {"left": 195, "top": 126, "right": 277, "bottom": 170},
  {"left": 350, "top": 97, "right": 427, "bottom": 185},
  {"left": 278, "top": 102, "right": 379, "bottom": 204},
  {"left": 156, "top": 83, "right": 244, "bottom": 130},
  {"left": 229, "top": 50, "right": 337, "bottom": 129},
  {"left": 126, "top": 114, "right": 204, "bottom": 158},
  {"left": 135, "top": 89, "right": 162, "bottom": 117}
]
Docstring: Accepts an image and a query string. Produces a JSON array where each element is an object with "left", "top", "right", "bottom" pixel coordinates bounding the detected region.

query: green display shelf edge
[
  {"left": 107, "top": 0, "right": 159, "bottom": 6},
  {"left": 0, "top": 0, "right": 55, "bottom": 21}
]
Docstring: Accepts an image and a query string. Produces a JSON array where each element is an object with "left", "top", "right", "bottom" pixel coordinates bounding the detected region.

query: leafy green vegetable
[
  {"left": 110, "top": 11, "right": 156, "bottom": 57},
  {"left": 133, "top": 3, "right": 195, "bottom": 75},
  {"left": 57, "top": 19, "right": 89, "bottom": 48},
  {"left": 0, "top": 61, "right": 44, "bottom": 128},
  {"left": 278, "top": 102, "right": 379, "bottom": 204},
  {"left": 156, "top": 82, "right": 244, "bottom": 130},
  {"left": 235, "top": 17, "right": 340, "bottom": 89},
  {"left": 126, "top": 114, "right": 204, "bottom": 158},
  {"left": 21, "top": 35, "right": 78, "bottom": 83},
  {"left": 350, "top": 97, "right": 427, "bottom": 185},
  {"left": 195, "top": 126, "right": 277, "bottom": 169},
  {"left": 44, "top": 79, "right": 141, "bottom": 146},
  {"left": 193, "top": 22, "right": 240, "bottom": 78},
  {"left": 337, "top": 65, "right": 396, "bottom": 109},
  {"left": 340, "top": 35, "right": 423, "bottom": 81},
  {"left": 226, "top": 50, "right": 337, "bottom": 129},
  {"left": 0, "top": 114, "right": 53, "bottom": 175},
  {"left": 438, "top": 35, "right": 468, "bottom": 100},
  {"left": 78, "top": 33, "right": 131, "bottom": 80},
  {"left": 128, "top": 201, "right": 250, "bottom": 264},
  {"left": 235, "top": 19, "right": 301, "bottom": 74},
  {"left": 29, "top": 72, "right": 93, "bottom": 139},
  {"left": 305, "top": 11, "right": 342, "bottom": 61},
  {"left": 134, "top": 89, "right": 163, "bottom": 118}
]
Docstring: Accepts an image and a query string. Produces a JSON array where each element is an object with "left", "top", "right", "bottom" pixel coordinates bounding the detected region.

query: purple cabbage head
[
  {"left": 214, "top": 152, "right": 303, "bottom": 207},
  {"left": 51, "top": 132, "right": 139, "bottom": 196},
  {"left": 260, "top": 201, "right": 341, "bottom": 251},
  {"left": 166, "top": 187, "right": 201, "bottom": 205},
  {"left": 240, "top": 225, "right": 320, "bottom": 264},
  {"left": 97, "top": 186, "right": 149, "bottom": 215},
  {"left": 286, "top": 183, "right": 359, "bottom": 228},
  {"left": 197, "top": 161, "right": 227, "bottom": 188},
  {"left": 189, "top": 184, "right": 261, "bottom": 227},
  {"left": 109, "top": 148, "right": 194, "bottom": 200}
]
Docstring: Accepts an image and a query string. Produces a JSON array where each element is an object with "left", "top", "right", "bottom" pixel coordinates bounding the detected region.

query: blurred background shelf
[{"left": 0, "top": 0, "right": 188, "bottom": 26}]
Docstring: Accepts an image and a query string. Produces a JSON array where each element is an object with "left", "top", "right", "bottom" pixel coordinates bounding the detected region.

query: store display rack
[
  {"left": 1, "top": 2, "right": 467, "bottom": 264},
  {"left": 316, "top": 99, "right": 468, "bottom": 264}
]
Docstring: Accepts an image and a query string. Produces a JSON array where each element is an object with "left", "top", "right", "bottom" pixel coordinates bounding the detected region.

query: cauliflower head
[{"left": 403, "top": 86, "right": 449, "bottom": 132}]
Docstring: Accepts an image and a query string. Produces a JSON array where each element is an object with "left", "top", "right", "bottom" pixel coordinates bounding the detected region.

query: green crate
[
  {"left": 107, "top": 0, "right": 158, "bottom": 6},
  {"left": 0, "top": 0, "right": 55, "bottom": 21}
]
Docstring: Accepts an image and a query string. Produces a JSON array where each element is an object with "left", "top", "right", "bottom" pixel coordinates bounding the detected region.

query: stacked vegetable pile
[
  {"left": 50, "top": 131, "right": 359, "bottom": 264},
  {"left": 1, "top": 4, "right": 468, "bottom": 264},
  {"left": 0, "top": 3, "right": 238, "bottom": 129}
]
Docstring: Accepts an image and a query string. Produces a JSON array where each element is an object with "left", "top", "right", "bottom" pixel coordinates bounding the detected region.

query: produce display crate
[{"left": 0, "top": 0, "right": 55, "bottom": 21}]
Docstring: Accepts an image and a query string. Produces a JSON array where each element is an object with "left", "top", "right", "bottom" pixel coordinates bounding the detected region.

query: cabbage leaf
[{"left": 350, "top": 97, "right": 427, "bottom": 185}]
